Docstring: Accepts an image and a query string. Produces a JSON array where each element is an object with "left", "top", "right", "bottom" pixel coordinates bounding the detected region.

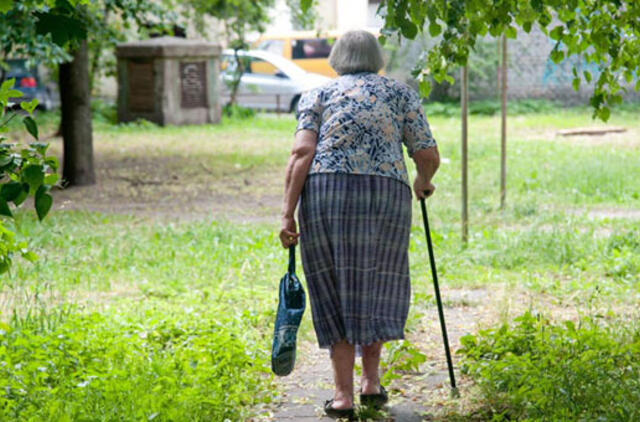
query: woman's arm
[
  {"left": 279, "top": 129, "right": 318, "bottom": 248},
  {"left": 412, "top": 146, "right": 440, "bottom": 199}
]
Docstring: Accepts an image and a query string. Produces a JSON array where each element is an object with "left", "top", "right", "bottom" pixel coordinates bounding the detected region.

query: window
[
  {"left": 248, "top": 58, "right": 279, "bottom": 76},
  {"left": 256, "top": 40, "right": 285, "bottom": 56},
  {"left": 291, "top": 38, "right": 334, "bottom": 60}
]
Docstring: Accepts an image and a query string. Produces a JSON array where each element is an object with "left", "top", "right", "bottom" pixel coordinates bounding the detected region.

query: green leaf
[
  {"left": 0, "top": 0, "right": 13, "bottom": 14},
  {"left": 0, "top": 199, "right": 11, "bottom": 217},
  {"left": 1, "top": 181, "right": 23, "bottom": 202},
  {"left": 550, "top": 49, "right": 564, "bottom": 64},
  {"left": 8, "top": 89, "right": 23, "bottom": 98},
  {"left": 550, "top": 25, "right": 564, "bottom": 40},
  {"left": 45, "top": 156, "right": 59, "bottom": 169},
  {"left": 418, "top": 79, "right": 432, "bottom": 98},
  {"left": 12, "top": 184, "right": 29, "bottom": 206},
  {"left": 23, "top": 116, "right": 38, "bottom": 140},
  {"left": 300, "top": 0, "right": 312, "bottom": 13},
  {"left": 44, "top": 173, "right": 59, "bottom": 185},
  {"left": 21, "top": 250, "right": 38, "bottom": 262},
  {"left": 584, "top": 70, "right": 592, "bottom": 83},
  {"left": 505, "top": 26, "right": 517, "bottom": 39},
  {"left": 20, "top": 99, "right": 38, "bottom": 115},
  {"left": 35, "top": 185, "right": 53, "bottom": 221},
  {"left": 428, "top": 22, "right": 441, "bottom": 37},
  {"left": 572, "top": 77, "right": 580, "bottom": 91},
  {"left": 22, "top": 164, "right": 45, "bottom": 190},
  {"left": 400, "top": 19, "right": 418, "bottom": 39},
  {"left": 35, "top": 11, "right": 87, "bottom": 46},
  {"left": 0, "top": 78, "right": 15, "bottom": 92},
  {"left": 600, "top": 106, "right": 610, "bottom": 121}
]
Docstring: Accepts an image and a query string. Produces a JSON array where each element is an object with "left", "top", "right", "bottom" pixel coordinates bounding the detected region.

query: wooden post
[
  {"left": 461, "top": 65, "right": 469, "bottom": 243},
  {"left": 500, "top": 34, "right": 507, "bottom": 209}
]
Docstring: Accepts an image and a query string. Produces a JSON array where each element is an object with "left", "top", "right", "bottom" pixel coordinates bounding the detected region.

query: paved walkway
[{"left": 267, "top": 339, "right": 453, "bottom": 421}]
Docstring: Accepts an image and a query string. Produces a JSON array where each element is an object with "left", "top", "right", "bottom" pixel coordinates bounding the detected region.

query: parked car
[
  {"left": 253, "top": 29, "right": 382, "bottom": 78},
  {"left": 4, "top": 59, "right": 55, "bottom": 110},
  {"left": 220, "top": 49, "right": 331, "bottom": 113}
]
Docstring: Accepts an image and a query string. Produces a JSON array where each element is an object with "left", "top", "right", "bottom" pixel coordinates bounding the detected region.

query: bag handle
[{"left": 288, "top": 245, "right": 296, "bottom": 274}]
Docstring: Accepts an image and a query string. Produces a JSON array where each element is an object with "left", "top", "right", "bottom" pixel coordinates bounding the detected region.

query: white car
[{"left": 220, "top": 49, "right": 332, "bottom": 112}]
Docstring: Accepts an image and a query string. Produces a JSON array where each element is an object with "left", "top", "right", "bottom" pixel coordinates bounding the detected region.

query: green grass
[{"left": 1, "top": 102, "right": 639, "bottom": 420}]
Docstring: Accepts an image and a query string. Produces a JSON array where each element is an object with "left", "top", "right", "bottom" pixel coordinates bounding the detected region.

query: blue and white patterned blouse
[{"left": 296, "top": 72, "right": 437, "bottom": 186}]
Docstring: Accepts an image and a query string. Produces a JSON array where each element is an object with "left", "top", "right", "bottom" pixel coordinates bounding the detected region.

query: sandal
[
  {"left": 360, "top": 384, "right": 388, "bottom": 408},
  {"left": 324, "top": 398, "right": 355, "bottom": 420}
]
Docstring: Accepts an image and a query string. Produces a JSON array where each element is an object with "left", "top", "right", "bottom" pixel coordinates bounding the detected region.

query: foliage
[
  {"left": 0, "top": 0, "right": 73, "bottom": 78},
  {"left": 222, "top": 103, "right": 257, "bottom": 119},
  {"left": 285, "top": 0, "right": 318, "bottom": 30},
  {"left": 0, "top": 303, "right": 274, "bottom": 421},
  {"left": 0, "top": 0, "right": 175, "bottom": 92},
  {"left": 386, "top": 35, "right": 499, "bottom": 101},
  {"left": 458, "top": 311, "right": 640, "bottom": 421},
  {"left": 0, "top": 78, "right": 56, "bottom": 273},
  {"left": 81, "top": 0, "right": 176, "bottom": 91},
  {"left": 381, "top": 339, "right": 427, "bottom": 384},
  {"left": 2, "top": 109, "right": 639, "bottom": 419},
  {"left": 299, "top": 0, "right": 640, "bottom": 121}
]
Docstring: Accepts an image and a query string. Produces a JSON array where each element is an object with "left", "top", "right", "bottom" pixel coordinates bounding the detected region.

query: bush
[
  {"left": 0, "top": 304, "right": 274, "bottom": 421},
  {"left": 458, "top": 311, "right": 640, "bottom": 421}
]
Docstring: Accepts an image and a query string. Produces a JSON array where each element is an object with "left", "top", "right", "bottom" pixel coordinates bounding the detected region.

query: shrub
[
  {"left": 0, "top": 304, "right": 274, "bottom": 421},
  {"left": 458, "top": 311, "right": 640, "bottom": 421}
]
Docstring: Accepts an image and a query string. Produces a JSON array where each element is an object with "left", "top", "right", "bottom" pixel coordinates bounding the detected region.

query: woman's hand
[
  {"left": 280, "top": 216, "right": 300, "bottom": 248},
  {"left": 413, "top": 175, "right": 436, "bottom": 200}
]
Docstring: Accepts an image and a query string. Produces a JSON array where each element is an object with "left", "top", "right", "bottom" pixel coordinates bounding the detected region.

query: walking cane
[{"left": 420, "top": 193, "right": 459, "bottom": 397}]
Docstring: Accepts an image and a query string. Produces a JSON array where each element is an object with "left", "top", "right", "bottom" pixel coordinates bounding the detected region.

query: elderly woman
[{"left": 279, "top": 30, "right": 440, "bottom": 418}]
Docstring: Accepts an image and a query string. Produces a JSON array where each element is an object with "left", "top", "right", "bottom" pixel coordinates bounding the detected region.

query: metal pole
[
  {"left": 420, "top": 197, "right": 458, "bottom": 395},
  {"left": 500, "top": 34, "right": 507, "bottom": 209},
  {"left": 461, "top": 65, "right": 469, "bottom": 243}
]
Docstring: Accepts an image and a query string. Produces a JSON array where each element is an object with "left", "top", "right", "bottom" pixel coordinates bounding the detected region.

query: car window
[
  {"left": 291, "top": 38, "right": 334, "bottom": 59},
  {"left": 249, "top": 58, "right": 279, "bottom": 76},
  {"left": 221, "top": 55, "right": 251, "bottom": 74},
  {"left": 256, "top": 40, "right": 285, "bottom": 56}
]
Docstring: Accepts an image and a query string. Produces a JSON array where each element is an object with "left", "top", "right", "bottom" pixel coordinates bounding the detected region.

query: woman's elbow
[{"left": 291, "top": 131, "right": 318, "bottom": 162}]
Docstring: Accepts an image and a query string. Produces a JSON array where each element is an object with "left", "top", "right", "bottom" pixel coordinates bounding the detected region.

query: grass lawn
[{"left": 1, "top": 102, "right": 639, "bottom": 420}]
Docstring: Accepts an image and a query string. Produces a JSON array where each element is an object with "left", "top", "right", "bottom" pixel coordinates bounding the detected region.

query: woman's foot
[
  {"left": 360, "top": 378, "right": 381, "bottom": 395},
  {"left": 360, "top": 383, "right": 388, "bottom": 408},
  {"left": 329, "top": 393, "right": 353, "bottom": 409},
  {"left": 324, "top": 397, "right": 355, "bottom": 419}
]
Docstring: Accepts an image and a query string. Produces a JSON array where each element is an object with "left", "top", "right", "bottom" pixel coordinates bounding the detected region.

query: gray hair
[{"left": 328, "top": 30, "right": 384, "bottom": 75}]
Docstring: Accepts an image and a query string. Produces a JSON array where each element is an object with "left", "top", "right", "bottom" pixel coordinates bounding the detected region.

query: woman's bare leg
[
  {"left": 361, "top": 340, "right": 383, "bottom": 394},
  {"left": 329, "top": 340, "right": 355, "bottom": 409}
]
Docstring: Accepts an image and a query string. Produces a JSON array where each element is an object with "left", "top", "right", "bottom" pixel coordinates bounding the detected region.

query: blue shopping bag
[{"left": 271, "top": 245, "right": 306, "bottom": 376}]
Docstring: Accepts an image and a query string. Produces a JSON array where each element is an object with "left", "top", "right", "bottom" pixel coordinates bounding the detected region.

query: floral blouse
[{"left": 296, "top": 72, "right": 436, "bottom": 186}]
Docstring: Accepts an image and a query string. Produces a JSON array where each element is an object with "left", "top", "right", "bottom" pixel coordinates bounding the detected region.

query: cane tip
[{"left": 450, "top": 387, "right": 460, "bottom": 399}]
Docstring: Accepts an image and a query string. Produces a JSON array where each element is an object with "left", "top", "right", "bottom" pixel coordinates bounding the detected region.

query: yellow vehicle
[{"left": 254, "top": 30, "right": 382, "bottom": 78}]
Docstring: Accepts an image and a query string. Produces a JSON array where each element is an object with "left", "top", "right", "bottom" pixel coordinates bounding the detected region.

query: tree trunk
[{"left": 59, "top": 39, "right": 95, "bottom": 186}]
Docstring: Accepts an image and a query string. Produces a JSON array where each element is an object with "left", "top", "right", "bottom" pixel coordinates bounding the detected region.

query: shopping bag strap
[{"left": 288, "top": 245, "right": 296, "bottom": 274}]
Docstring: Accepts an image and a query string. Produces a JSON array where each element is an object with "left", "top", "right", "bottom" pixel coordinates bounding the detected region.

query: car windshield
[
  {"left": 263, "top": 54, "right": 307, "bottom": 79},
  {"left": 223, "top": 51, "right": 307, "bottom": 80}
]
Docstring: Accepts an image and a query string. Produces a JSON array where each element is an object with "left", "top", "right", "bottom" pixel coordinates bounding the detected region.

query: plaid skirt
[{"left": 298, "top": 173, "right": 412, "bottom": 349}]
